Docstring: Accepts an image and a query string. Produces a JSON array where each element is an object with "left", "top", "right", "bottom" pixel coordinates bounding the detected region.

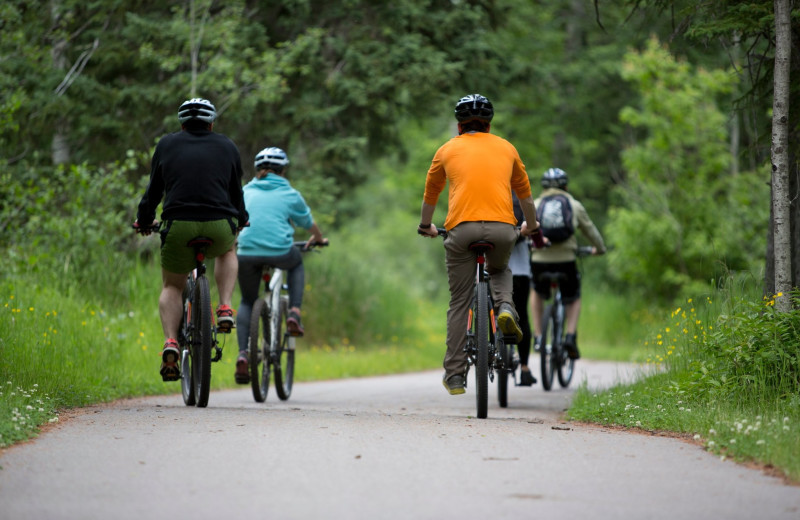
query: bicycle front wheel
[
  {"left": 475, "top": 281, "right": 489, "bottom": 419},
  {"left": 497, "top": 335, "right": 509, "bottom": 408},
  {"left": 249, "top": 298, "right": 271, "bottom": 402},
  {"left": 192, "top": 275, "right": 213, "bottom": 408},
  {"left": 273, "top": 297, "right": 295, "bottom": 400},
  {"left": 540, "top": 304, "right": 557, "bottom": 391}
]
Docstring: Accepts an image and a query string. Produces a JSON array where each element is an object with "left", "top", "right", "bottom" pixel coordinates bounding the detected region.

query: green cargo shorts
[{"left": 160, "top": 219, "right": 237, "bottom": 274}]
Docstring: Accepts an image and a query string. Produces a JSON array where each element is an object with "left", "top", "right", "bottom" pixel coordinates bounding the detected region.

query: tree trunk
[{"left": 771, "top": 0, "right": 792, "bottom": 311}]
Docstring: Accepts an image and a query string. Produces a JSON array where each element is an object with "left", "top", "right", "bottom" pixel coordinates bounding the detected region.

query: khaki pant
[{"left": 443, "top": 221, "right": 518, "bottom": 378}]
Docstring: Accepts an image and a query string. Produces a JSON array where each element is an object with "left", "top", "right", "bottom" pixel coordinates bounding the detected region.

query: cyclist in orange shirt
[{"left": 418, "top": 93, "right": 545, "bottom": 395}]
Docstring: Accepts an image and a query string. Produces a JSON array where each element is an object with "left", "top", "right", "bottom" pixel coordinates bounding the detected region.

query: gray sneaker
[
  {"left": 497, "top": 304, "right": 523, "bottom": 343},
  {"left": 442, "top": 373, "right": 466, "bottom": 395}
]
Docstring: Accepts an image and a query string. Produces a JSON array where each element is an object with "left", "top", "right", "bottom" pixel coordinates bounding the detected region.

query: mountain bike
[
  {"left": 134, "top": 223, "right": 225, "bottom": 408},
  {"left": 248, "top": 241, "right": 327, "bottom": 403},
  {"left": 538, "top": 245, "right": 594, "bottom": 391},
  {"left": 424, "top": 228, "right": 517, "bottom": 419}
]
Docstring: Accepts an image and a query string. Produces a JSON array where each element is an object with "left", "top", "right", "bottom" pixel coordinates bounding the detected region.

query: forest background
[{"left": 2, "top": 0, "right": 800, "bottom": 474}]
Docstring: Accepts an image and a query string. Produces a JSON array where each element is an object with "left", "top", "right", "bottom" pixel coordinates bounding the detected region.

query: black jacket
[{"left": 137, "top": 128, "right": 248, "bottom": 226}]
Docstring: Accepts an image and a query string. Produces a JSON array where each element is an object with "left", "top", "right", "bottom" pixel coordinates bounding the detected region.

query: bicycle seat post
[
  {"left": 187, "top": 237, "right": 214, "bottom": 277},
  {"left": 469, "top": 241, "right": 494, "bottom": 283}
]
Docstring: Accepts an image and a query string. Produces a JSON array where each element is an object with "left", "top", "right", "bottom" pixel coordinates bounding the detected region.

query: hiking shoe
[
  {"left": 564, "top": 333, "right": 580, "bottom": 360},
  {"left": 533, "top": 335, "right": 542, "bottom": 352},
  {"left": 234, "top": 354, "right": 250, "bottom": 384},
  {"left": 497, "top": 304, "right": 523, "bottom": 343},
  {"left": 216, "top": 305, "right": 235, "bottom": 333},
  {"left": 519, "top": 369, "right": 537, "bottom": 386},
  {"left": 442, "top": 373, "right": 466, "bottom": 395},
  {"left": 286, "top": 310, "right": 304, "bottom": 337},
  {"left": 160, "top": 339, "right": 181, "bottom": 382}
]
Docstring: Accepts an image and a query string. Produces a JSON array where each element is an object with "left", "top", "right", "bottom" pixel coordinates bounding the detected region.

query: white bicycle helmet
[
  {"left": 541, "top": 167, "right": 568, "bottom": 189},
  {"left": 177, "top": 98, "right": 217, "bottom": 124},
  {"left": 254, "top": 147, "right": 290, "bottom": 171},
  {"left": 454, "top": 93, "right": 494, "bottom": 123}
]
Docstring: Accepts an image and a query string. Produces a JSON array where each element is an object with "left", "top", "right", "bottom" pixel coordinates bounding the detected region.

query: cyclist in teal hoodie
[{"left": 234, "top": 147, "right": 327, "bottom": 384}]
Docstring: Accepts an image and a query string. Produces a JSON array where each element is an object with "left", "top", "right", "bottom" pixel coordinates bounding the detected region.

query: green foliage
[
  {"left": 1, "top": 0, "right": 506, "bottom": 209},
  {"left": 688, "top": 290, "right": 800, "bottom": 400},
  {"left": 607, "top": 37, "right": 768, "bottom": 301},
  {"left": 1, "top": 152, "right": 151, "bottom": 304}
]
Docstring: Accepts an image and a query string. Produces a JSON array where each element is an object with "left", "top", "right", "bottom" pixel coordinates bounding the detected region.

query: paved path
[{"left": 1, "top": 361, "right": 798, "bottom": 519}]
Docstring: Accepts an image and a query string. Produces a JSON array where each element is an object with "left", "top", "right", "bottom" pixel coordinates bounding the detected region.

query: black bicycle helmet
[
  {"left": 541, "top": 167, "right": 568, "bottom": 189},
  {"left": 254, "top": 147, "right": 290, "bottom": 171},
  {"left": 454, "top": 94, "right": 494, "bottom": 123},
  {"left": 177, "top": 98, "right": 217, "bottom": 124}
]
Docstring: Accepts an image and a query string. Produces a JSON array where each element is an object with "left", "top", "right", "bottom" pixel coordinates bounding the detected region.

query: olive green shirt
[{"left": 530, "top": 187, "right": 606, "bottom": 263}]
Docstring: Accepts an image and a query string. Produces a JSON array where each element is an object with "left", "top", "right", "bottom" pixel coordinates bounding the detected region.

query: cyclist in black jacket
[{"left": 134, "top": 98, "right": 248, "bottom": 382}]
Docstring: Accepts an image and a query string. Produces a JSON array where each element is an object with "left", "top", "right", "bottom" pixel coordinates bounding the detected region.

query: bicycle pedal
[{"left": 160, "top": 364, "right": 181, "bottom": 382}]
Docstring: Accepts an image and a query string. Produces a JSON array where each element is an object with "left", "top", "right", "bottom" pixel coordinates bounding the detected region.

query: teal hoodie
[{"left": 237, "top": 173, "right": 314, "bottom": 257}]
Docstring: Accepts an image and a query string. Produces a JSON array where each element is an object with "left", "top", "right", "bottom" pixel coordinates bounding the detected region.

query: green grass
[{"left": 569, "top": 284, "right": 800, "bottom": 482}]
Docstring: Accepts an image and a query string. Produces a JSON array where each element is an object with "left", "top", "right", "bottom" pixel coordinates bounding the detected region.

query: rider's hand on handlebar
[
  {"left": 306, "top": 236, "right": 329, "bottom": 249},
  {"left": 417, "top": 223, "right": 438, "bottom": 238},
  {"left": 133, "top": 219, "right": 158, "bottom": 236}
]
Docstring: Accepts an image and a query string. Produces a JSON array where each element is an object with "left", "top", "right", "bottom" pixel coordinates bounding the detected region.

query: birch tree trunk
[{"left": 771, "top": 0, "right": 792, "bottom": 311}]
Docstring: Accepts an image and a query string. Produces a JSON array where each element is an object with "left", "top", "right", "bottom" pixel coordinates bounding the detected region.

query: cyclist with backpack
[{"left": 530, "top": 167, "right": 606, "bottom": 360}]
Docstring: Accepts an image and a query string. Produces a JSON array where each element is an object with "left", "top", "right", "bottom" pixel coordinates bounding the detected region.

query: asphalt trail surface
[{"left": 1, "top": 360, "right": 798, "bottom": 520}]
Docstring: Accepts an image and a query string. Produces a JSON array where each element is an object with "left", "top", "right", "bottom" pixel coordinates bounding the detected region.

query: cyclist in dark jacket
[{"left": 134, "top": 98, "right": 248, "bottom": 382}]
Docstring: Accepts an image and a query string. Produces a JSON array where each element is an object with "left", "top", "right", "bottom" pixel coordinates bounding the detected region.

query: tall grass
[{"left": 569, "top": 275, "right": 800, "bottom": 481}]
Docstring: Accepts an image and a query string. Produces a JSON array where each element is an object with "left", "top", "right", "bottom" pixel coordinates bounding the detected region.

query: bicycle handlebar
[
  {"left": 294, "top": 240, "right": 330, "bottom": 251},
  {"left": 132, "top": 221, "right": 160, "bottom": 234},
  {"left": 418, "top": 227, "right": 448, "bottom": 238}
]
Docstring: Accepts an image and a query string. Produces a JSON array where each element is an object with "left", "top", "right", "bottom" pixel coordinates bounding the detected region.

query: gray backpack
[{"left": 536, "top": 194, "right": 574, "bottom": 243}]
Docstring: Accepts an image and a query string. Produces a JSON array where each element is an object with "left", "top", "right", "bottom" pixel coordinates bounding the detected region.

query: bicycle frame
[
  {"left": 260, "top": 266, "right": 296, "bottom": 355},
  {"left": 248, "top": 241, "right": 326, "bottom": 403}
]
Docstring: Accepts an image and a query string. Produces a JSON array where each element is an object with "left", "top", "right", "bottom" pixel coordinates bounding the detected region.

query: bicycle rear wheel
[
  {"left": 475, "top": 282, "right": 489, "bottom": 419},
  {"left": 248, "top": 298, "right": 270, "bottom": 402},
  {"left": 273, "top": 297, "right": 295, "bottom": 400},
  {"left": 540, "top": 304, "right": 556, "bottom": 391},
  {"left": 192, "top": 275, "right": 213, "bottom": 407},
  {"left": 497, "top": 335, "right": 509, "bottom": 408},
  {"left": 180, "top": 277, "right": 196, "bottom": 406}
]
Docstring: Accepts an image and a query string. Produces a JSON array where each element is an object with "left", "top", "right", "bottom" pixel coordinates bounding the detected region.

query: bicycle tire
[
  {"left": 273, "top": 297, "right": 295, "bottom": 400},
  {"left": 193, "top": 275, "right": 213, "bottom": 407},
  {"left": 497, "top": 335, "right": 509, "bottom": 408},
  {"left": 475, "top": 281, "right": 489, "bottom": 419},
  {"left": 248, "top": 298, "right": 270, "bottom": 402},
  {"left": 556, "top": 305, "right": 574, "bottom": 387},
  {"left": 540, "top": 304, "right": 556, "bottom": 391},
  {"left": 180, "top": 277, "right": 196, "bottom": 406}
]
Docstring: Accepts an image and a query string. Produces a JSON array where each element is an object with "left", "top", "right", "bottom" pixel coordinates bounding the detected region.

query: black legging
[{"left": 512, "top": 275, "right": 532, "bottom": 365}]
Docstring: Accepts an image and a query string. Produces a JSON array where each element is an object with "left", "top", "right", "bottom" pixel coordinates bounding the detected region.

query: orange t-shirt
[{"left": 423, "top": 132, "right": 531, "bottom": 230}]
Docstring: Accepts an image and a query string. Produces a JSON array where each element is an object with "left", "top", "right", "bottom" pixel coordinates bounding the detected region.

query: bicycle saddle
[
  {"left": 469, "top": 240, "right": 494, "bottom": 252},
  {"left": 186, "top": 236, "right": 214, "bottom": 248},
  {"left": 539, "top": 271, "right": 567, "bottom": 282}
]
